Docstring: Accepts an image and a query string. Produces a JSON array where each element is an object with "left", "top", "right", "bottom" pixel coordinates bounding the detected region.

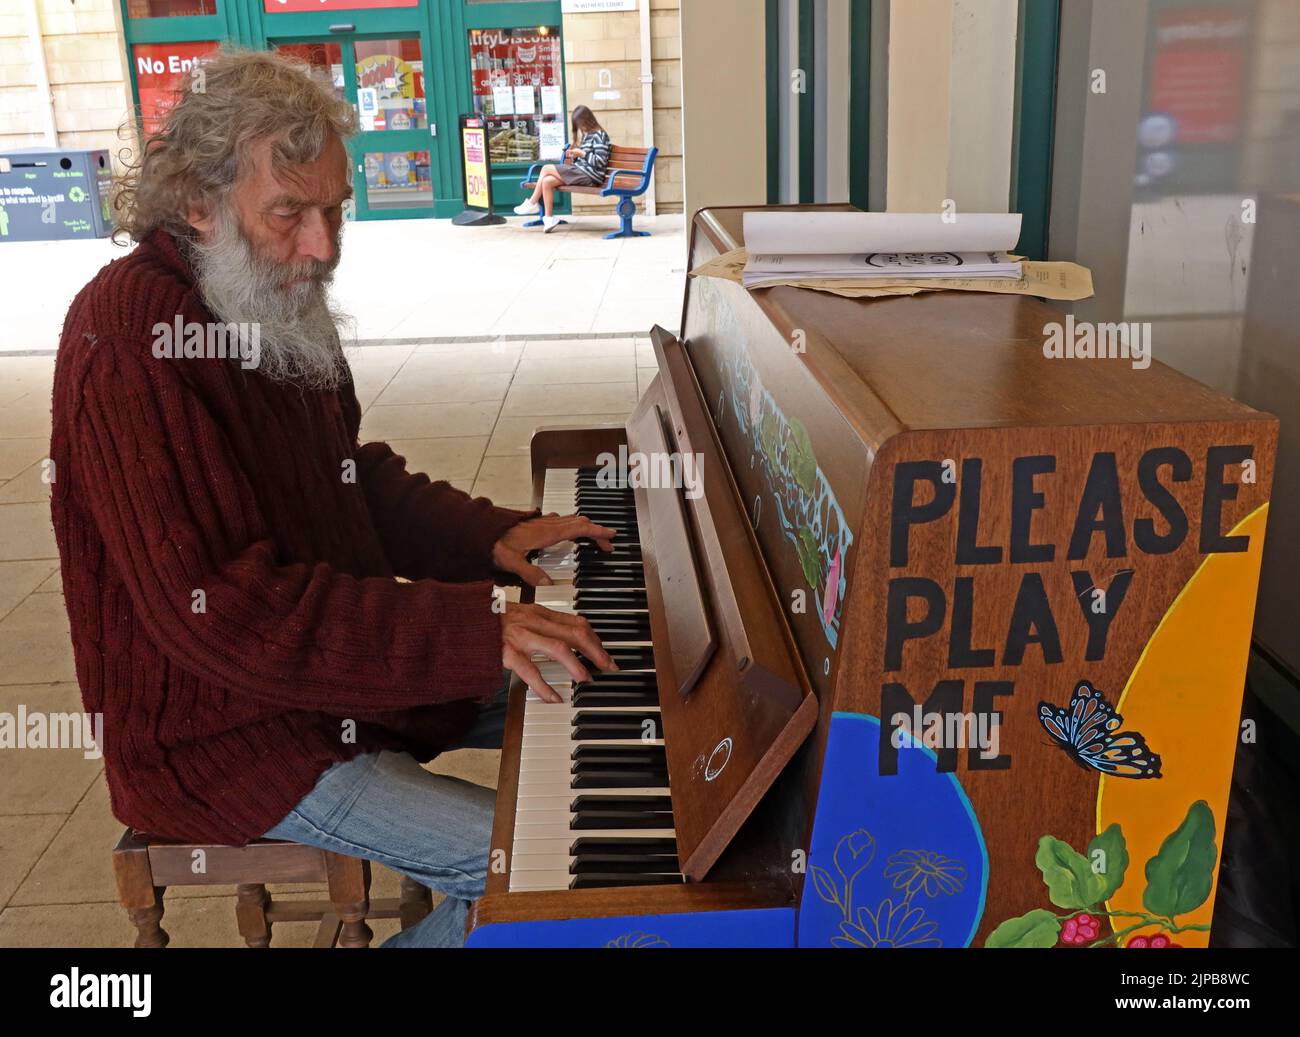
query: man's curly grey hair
[{"left": 113, "top": 47, "right": 356, "bottom": 243}]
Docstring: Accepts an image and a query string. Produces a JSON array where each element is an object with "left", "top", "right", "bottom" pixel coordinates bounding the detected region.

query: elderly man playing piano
[{"left": 50, "top": 49, "right": 616, "bottom": 947}]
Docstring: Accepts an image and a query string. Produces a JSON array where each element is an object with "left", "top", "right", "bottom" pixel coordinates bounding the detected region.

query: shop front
[{"left": 119, "top": 0, "right": 570, "bottom": 219}]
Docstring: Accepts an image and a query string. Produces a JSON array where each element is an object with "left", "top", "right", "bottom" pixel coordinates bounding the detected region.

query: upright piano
[{"left": 465, "top": 204, "right": 1277, "bottom": 949}]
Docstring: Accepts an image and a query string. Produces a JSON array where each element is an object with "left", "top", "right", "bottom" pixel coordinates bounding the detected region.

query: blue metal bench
[{"left": 520, "top": 144, "right": 659, "bottom": 238}]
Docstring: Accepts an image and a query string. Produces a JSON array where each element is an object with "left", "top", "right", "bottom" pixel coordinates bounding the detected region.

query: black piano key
[
  {"left": 569, "top": 768, "right": 668, "bottom": 788},
  {"left": 569, "top": 873, "right": 684, "bottom": 889},
  {"left": 573, "top": 710, "right": 659, "bottom": 727},
  {"left": 573, "top": 497, "right": 634, "bottom": 507},
  {"left": 570, "top": 809, "right": 674, "bottom": 830},
  {"left": 577, "top": 549, "right": 642, "bottom": 564},
  {"left": 575, "top": 592, "right": 647, "bottom": 609},
  {"left": 578, "top": 648, "right": 655, "bottom": 670},
  {"left": 569, "top": 857, "right": 679, "bottom": 875},
  {"left": 574, "top": 696, "right": 660, "bottom": 712},
  {"left": 582, "top": 626, "right": 652, "bottom": 642},
  {"left": 570, "top": 753, "right": 666, "bottom": 770},
  {"left": 572, "top": 723, "right": 662, "bottom": 742},
  {"left": 577, "top": 606, "right": 650, "bottom": 617},
  {"left": 576, "top": 557, "right": 642, "bottom": 569},
  {"left": 570, "top": 836, "right": 678, "bottom": 854},
  {"left": 571, "top": 672, "right": 656, "bottom": 687},
  {"left": 574, "top": 577, "right": 646, "bottom": 592},
  {"left": 570, "top": 761, "right": 667, "bottom": 779},
  {"left": 571, "top": 743, "right": 665, "bottom": 761},
  {"left": 574, "top": 559, "right": 644, "bottom": 572}
]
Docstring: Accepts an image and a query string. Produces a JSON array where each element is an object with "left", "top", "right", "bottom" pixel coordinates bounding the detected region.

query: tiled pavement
[{"left": 0, "top": 336, "right": 655, "bottom": 946}]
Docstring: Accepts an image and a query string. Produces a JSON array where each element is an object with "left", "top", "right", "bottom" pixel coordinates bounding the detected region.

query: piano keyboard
[{"left": 507, "top": 467, "right": 684, "bottom": 893}]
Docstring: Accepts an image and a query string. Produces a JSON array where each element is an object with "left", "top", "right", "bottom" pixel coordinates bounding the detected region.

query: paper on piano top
[
  {"left": 742, "top": 211, "right": 1023, "bottom": 255},
  {"left": 742, "top": 251, "right": 1023, "bottom": 288},
  {"left": 691, "top": 246, "right": 1095, "bottom": 302}
]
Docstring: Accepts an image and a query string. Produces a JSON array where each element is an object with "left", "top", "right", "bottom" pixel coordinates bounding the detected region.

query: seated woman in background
[{"left": 514, "top": 105, "right": 612, "bottom": 231}]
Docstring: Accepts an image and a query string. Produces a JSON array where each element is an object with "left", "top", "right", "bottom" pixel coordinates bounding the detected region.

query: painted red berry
[
  {"left": 1127, "top": 931, "right": 1181, "bottom": 948},
  {"left": 1060, "top": 913, "right": 1101, "bottom": 946}
]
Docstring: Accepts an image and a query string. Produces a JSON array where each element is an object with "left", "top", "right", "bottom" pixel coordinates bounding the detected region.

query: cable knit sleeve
[
  {"left": 67, "top": 338, "right": 504, "bottom": 714},
  {"left": 353, "top": 440, "right": 538, "bottom": 583}
]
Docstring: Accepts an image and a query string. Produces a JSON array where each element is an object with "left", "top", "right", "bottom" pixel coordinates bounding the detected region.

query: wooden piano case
[
  {"left": 466, "top": 204, "right": 1276, "bottom": 948},
  {"left": 684, "top": 205, "right": 1277, "bottom": 949}
]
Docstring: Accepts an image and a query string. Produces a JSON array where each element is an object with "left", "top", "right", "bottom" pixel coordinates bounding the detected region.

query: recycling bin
[{"left": 0, "top": 147, "right": 114, "bottom": 242}]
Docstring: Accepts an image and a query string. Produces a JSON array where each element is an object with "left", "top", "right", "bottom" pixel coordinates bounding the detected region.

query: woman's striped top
[{"left": 573, "top": 129, "right": 612, "bottom": 183}]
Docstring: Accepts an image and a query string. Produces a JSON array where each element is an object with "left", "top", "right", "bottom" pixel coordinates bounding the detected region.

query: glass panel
[
  {"left": 127, "top": 0, "right": 217, "bottom": 17},
  {"left": 273, "top": 42, "right": 346, "bottom": 103},
  {"left": 468, "top": 26, "right": 565, "bottom": 166},
  {"left": 132, "top": 41, "right": 221, "bottom": 136},
  {"left": 362, "top": 150, "right": 433, "bottom": 210},
  {"left": 1048, "top": 0, "right": 1300, "bottom": 675},
  {"left": 355, "top": 39, "right": 428, "bottom": 133}
]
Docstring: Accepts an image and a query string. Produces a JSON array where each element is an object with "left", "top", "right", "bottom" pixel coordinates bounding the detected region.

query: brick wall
[
  {"left": 0, "top": 0, "right": 134, "bottom": 171},
  {"left": 560, "top": 0, "right": 682, "bottom": 214}
]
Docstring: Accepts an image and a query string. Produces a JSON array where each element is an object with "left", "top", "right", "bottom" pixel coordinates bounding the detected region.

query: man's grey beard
[{"left": 190, "top": 210, "right": 351, "bottom": 391}]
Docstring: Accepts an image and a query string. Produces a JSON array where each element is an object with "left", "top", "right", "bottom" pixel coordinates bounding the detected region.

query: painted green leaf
[
  {"left": 787, "top": 419, "right": 819, "bottom": 496},
  {"left": 1035, "top": 835, "right": 1106, "bottom": 909},
  {"left": 796, "top": 525, "right": 822, "bottom": 588},
  {"left": 985, "top": 909, "right": 1061, "bottom": 948},
  {"left": 1143, "top": 800, "right": 1217, "bottom": 919},
  {"left": 1088, "top": 824, "right": 1130, "bottom": 902}
]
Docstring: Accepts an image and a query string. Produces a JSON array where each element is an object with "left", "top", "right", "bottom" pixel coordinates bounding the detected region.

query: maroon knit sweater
[{"left": 51, "top": 229, "right": 532, "bottom": 845}]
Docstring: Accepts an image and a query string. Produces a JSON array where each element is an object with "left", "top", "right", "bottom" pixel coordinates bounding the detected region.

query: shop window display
[
  {"left": 363, "top": 150, "right": 433, "bottom": 210},
  {"left": 355, "top": 39, "right": 428, "bottom": 133},
  {"left": 468, "top": 26, "right": 565, "bottom": 167}
]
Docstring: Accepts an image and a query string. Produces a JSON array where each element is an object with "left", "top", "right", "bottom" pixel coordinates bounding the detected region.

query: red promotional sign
[
  {"left": 133, "top": 41, "right": 220, "bottom": 136},
  {"left": 264, "top": 0, "right": 416, "bottom": 11},
  {"left": 1148, "top": 6, "right": 1247, "bottom": 144}
]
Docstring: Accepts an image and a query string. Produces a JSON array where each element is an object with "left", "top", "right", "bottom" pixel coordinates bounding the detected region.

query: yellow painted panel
[{"left": 1097, "top": 504, "right": 1268, "bottom": 947}]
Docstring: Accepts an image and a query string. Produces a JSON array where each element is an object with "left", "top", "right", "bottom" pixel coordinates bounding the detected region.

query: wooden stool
[{"left": 111, "top": 828, "right": 434, "bottom": 948}]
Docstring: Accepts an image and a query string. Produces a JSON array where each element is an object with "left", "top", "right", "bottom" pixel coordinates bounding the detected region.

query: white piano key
[{"left": 524, "top": 683, "right": 573, "bottom": 703}]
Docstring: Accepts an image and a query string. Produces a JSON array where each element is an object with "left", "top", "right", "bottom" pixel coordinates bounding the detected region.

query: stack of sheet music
[{"left": 741, "top": 212, "right": 1024, "bottom": 288}]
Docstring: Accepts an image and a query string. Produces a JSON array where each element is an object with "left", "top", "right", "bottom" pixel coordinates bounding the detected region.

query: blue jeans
[{"left": 263, "top": 683, "right": 509, "bottom": 947}]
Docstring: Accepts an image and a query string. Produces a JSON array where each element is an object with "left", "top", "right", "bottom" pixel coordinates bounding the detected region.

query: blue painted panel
[
  {"left": 467, "top": 906, "right": 795, "bottom": 948},
  {"left": 797, "top": 714, "right": 988, "bottom": 947}
]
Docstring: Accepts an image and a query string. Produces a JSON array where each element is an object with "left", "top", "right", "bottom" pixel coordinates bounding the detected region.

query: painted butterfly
[{"left": 1038, "top": 680, "right": 1162, "bottom": 779}]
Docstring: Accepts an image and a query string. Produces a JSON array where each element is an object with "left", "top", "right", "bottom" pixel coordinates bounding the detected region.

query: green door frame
[
  {"left": 1010, "top": 0, "right": 1061, "bottom": 260},
  {"left": 118, "top": 0, "right": 567, "bottom": 220}
]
